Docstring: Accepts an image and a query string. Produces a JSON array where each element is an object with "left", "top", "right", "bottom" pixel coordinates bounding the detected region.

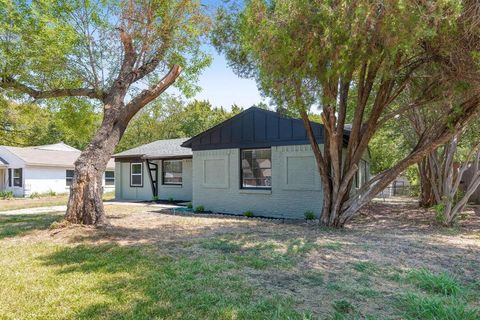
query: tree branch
[
  {"left": 0, "top": 77, "right": 103, "bottom": 100},
  {"left": 124, "top": 64, "right": 182, "bottom": 117}
]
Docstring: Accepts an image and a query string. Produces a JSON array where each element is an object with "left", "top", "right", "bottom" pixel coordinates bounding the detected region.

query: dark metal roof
[
  {"left": 113, "top": 138, "right": 192, "bottom": 160},
  {"left": 181, "top": 107, "right": 326, "bottom": 151}
]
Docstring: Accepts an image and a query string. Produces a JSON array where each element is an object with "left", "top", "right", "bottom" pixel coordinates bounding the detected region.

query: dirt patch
[{"left": 3, "top": 201, "right": 479, "bottom": 318}]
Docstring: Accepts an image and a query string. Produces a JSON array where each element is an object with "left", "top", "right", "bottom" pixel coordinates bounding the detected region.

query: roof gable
[{"left": 181, "top": 107, "right": 324, "bottom": 151}]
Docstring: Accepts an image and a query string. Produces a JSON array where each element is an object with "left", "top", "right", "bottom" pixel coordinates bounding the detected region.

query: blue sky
[
  {"left": 192, "top": 47, "right": 266, "bottom": 110},
  {"left": 186, "top": 0, "right": 266, "bottom": 110}
]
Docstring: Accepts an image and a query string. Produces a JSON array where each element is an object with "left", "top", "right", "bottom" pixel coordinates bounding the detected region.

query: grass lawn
[
  {"left": 0, "top": 201, "right": 479, "bottom": 319},
  {"left": 0, "top": 192, "right": 115, "bottom": 211}
]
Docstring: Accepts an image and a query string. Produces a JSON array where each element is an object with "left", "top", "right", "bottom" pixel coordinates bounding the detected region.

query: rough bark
[{"left": 418, "top": 157, "right": 437, "bottom": 208}]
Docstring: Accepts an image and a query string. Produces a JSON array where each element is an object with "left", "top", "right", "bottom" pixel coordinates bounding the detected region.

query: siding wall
[
  {"left": 115, "top": 159, "right": 193, "bottom": 201},
  {"left": 192, "top": 145, "right": 324, "bottom": 219}
]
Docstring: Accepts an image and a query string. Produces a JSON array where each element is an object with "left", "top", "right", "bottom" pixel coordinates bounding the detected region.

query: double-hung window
[
  {"left": 105, "top": 171, "right": 115, "bottom": 186},
  {"left": 13, "top": 168, "right": 22, "bottom": 187},
  {"left": 66, "top": 170, "right": 74, "bottom": 187},
  {"left": 163, "top": 160, "right": 182, "bottom": 185},
  {"left": 241, "top": 149, "right": 272, "bottom": 189},
  {"left": 130, "top": 163, "right": 143, "bottom": 187}
]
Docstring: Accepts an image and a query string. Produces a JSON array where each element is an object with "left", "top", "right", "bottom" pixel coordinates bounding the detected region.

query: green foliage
[
  {"left": 243, "top": 210, "right": 254, "bottom": 217},
  {"left": 397, "top": 293, "right": 479, "bottom": 320},
  {"left": 194, "top": 205, "right": 204, "bottom": 213},
  {"left": 152, "top": 196, "right": 159, "bottom": 202},
  {"left": 186, "top": 202, "right": 193, "bottom": 209},
  {"left": 407, "top": 269, "right": 461, "bottom": 296},
  {"left": 332, "top": 299, "right": 355, "bottom": 315},
  {"left": 0, "top": 191, "right": 14, "bottom": 200},
  {"left": 117, "top": 97, "right": 242, "bottom": 152},
  {"left": 168, "top": 197, "right": 174, "bottom": 203},
  {"left": 304, "top": 211, "right": 315, "bottom": 220},
  {"left": 29, "top": 192, "right": 40, "bottom": 199}
]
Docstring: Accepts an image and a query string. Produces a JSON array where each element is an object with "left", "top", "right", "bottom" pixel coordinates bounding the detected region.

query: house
[
  {"left": 0, "top": 142, "right": 115, "bottom": 197},
  {"left": 113, "top": 107, "right": 370, "bottom": 219}
]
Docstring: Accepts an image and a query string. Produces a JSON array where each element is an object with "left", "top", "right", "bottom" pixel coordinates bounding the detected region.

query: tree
[
  {"left": 117, "top": 97, "right": 243, "bottom": 151},
  {"left": 0, "top": 0, "right": 210, "bottom": 226},
  {"left": 214, "top": 0, "right": 480, "bottom": 227}
]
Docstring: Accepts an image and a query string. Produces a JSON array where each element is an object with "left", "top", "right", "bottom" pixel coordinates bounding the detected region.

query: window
[
  {"left": 241, "top": 149, "right": 272, "bottom": 189},
  {"left": 130, "top": 163, "right": 143, "bottom": 187},
  {"left": 163, "top": 160, "right": 182, "bottom": 185},
  {"left": 66, "top": 170, "right": 74, "bottom": 187},
  {"left": 13, "top": 168, "right": 22, "bottom": 187},
  {"left": 105, "top": 171, "right": 115, "bottom": 186}
]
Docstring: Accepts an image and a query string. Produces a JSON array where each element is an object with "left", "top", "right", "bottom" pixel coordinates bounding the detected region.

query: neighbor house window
[
  {"left": 130, "top": 163, "right": 143, "bottom": 187},
  {"left": 8, "top": 168, "right": 12, "bottom": 187},
  {"left": 66, "top": 170, "right": 74, "bottom": 187},
  {"left": 163, "top": 160, "right": 182, "bottom": 185},
  {"left": 241, "top": 149, "right": 272, "bottom": 189},
  {"left": 13, "top": 168, "right": 22, "bottom": 187},
  {"left": 105, "top": 171, "right": 115, "bottom": 186}
]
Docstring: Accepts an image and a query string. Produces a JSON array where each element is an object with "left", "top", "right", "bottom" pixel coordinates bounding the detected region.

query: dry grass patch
[{"left": 0, "top": 201, "right": 479, "bottom": 319}]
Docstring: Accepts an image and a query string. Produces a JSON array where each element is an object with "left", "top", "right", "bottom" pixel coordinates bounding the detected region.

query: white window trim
[
  {"left": 105, "top": 170, "right": 115, "bottom": 186},
  {"left": 130, "top": 163, "right": 143, "bottom": 187}
]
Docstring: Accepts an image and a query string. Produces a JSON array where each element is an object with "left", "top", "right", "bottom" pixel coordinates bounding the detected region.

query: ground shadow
[{"left": 0, "top": 213, "right": 62, "bottom": 239}]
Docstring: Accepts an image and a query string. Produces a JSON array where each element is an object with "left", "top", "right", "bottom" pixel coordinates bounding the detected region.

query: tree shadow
[
  {"left": 0, "top": 213, "right": 62, "bottom": 239},
  {"left": 39, "top": 243, "right": 306, "bottom": 319}
]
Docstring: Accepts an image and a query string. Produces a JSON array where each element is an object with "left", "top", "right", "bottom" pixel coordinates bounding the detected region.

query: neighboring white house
[
  {"left": 113, "top": 107, "right": 370, "bottom": 219},
  {"left": 0, "top": 142, "right": 115, "bottom": 197}
]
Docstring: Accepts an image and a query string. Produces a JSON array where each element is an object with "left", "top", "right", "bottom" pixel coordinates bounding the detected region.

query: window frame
[
  {"left": 66, "top": 169, "right": 75, "bottom": 187},
  {"left": 162, "top": 159, "right": 183, "bottom": 185},
  {"left": 105, "top": 170, "right": 115, "bottom": 186},
  {"left": 13, "top": 168, "right": 22, "bottom": 187},
  {"left": 130, "top": 162, "right": 143, "bottom": 187},
  {"left": 240, "top": 148, "right": 272, "bottom": 190}
]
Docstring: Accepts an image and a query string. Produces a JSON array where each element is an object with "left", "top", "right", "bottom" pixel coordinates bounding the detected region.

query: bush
[
  {"left": 152, "top": 196, "right": 159, "bottom": 201},
  {"left": 186, "top": 202, "right": 193, "bottom": 209},
  {"left": 47, "top": 190, "right": 57, "bottom": 196},
  {"left": 168, "top": 197, "right": 174, "bottom": 202},
  {"left": 29, "top": 192, "right": 41, "bottom": 199},
  {"left": 243, "top": 211, "right": 254, "bottom": 217},
  {"left": 194, "top": 205, "right": 204, "bottom": 213},
  {"left": 304, "top": 211, "right": 316, "bottom": 220},
  {"left": 0, "top": 191, "right": 14, "bottom": 199}
]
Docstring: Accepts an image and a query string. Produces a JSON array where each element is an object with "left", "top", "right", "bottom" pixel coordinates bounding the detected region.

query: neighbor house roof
[
  {"left": 1, "top": 143, "right": 115, "bottom": 169},
  {"left": 113, "top": 138, "right": 192, "bottom": 160},
  {"left": 0, "top": 156, "right": 8, "bottom": 166}
]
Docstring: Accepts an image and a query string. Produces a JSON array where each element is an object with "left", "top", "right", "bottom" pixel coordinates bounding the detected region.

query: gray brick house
[{"left": 113, "top": 107, "right": 370, "bottom": 219}]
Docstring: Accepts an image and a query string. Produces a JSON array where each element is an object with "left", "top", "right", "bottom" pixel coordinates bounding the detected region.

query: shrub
[
  {"left": 168, "top": 197, "right": 174, "bottom": 202},
  {"left": 186, "top": 202, "right": 193, "bottom": 209},
  {"left": 47, "top": 190, "right": 57, "bottom": 196},
  {"left": 29, "top": 192, "right": 40, "bottom": 199},
  {"left": 304, "top": 211, "right": 316, "bottom": 220},
  {"left": 243, "top": 211, "right": 254, "bottom": 217},
  {"left": 152, "top": 196, "right": 159, "bottom": 201},
  {"left": 0, "top": 191, "right": 14, "bottom": 199},
  {"left": 194, "top": 205, "right": 204, "bottom": 213}
]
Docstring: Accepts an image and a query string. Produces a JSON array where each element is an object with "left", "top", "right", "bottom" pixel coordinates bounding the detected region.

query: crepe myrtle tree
[
  {"left": 214, "top": 0, "right": 480, "bottom": 227},
  {"left": 0, "top": 0, "right": 210, "bottom": 226}
]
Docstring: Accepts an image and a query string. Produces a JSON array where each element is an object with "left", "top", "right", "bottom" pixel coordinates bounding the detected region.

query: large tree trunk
[
  {"left": 418, "top": 157, "right": 437, "bottom": 208},
  {"left": 64, "top": 108, "right": 126, "bottom": 226}
]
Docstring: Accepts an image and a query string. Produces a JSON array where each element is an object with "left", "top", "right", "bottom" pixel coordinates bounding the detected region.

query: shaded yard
[{"left": 0, "top": 201, "right": 479, "bottom": 319}]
